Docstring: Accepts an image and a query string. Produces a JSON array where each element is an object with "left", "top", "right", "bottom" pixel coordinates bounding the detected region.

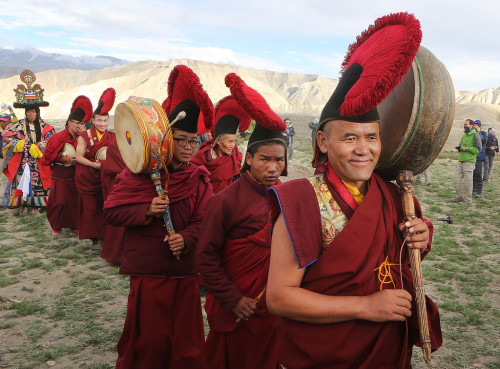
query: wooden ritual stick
[
  {"left": 235, "top": 287, "right": 267, "bottom": 324},
  {"left": 396, "top": 170, "right": 432, "bottom": 364}
]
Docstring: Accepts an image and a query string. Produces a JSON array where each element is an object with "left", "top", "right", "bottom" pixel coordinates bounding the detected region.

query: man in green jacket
[{"left": 451, "top": 119, "right": 482, "bottom": 204}]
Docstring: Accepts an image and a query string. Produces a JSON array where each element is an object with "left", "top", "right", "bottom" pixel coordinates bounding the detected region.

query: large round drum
[
  {"left": 114, "top": 97, "right": 173, "bottom": 174},
  {"left": 60, "top": 143, "right": 76, "bottom": 167},
  {"left": 375, "top": 46, "right": 455, "bottom": 180}
]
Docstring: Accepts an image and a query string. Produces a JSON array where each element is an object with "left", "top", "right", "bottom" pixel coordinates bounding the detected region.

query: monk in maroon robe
[
  {"left": 42, "top": 95, "right": 92, "bottom": 234},
  {"left": 75, "top": 88, "right": 116, "bottom": 248},
  {"left": 75, "top": 125, "right": 114, "bottom": 245},
  {"left": 191, "top": 139, "right": 241, "bottom": 193},
  {"left": 100, "top": 137, "right": 126, "bottom": 265},
  {"left": 104, "top": 64, "right": 215, "bottom": 369},
  {"left": 197, "top": 72, "right": 288, "bottom": 369},
  {"left": 266, "top": 15, "right": 441, "bottom": 367}
]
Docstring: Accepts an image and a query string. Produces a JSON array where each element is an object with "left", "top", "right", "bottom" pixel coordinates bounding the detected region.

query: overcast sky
[{"left": 1, "top": 0, "right": 498, "bottom": 92}]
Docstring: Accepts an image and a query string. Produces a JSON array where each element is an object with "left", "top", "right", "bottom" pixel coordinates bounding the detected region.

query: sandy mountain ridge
[{"left": 0, "top": 58, "right": 499, "bottom": 123}]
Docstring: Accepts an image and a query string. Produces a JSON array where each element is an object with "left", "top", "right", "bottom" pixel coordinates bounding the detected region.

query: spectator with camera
[{"left": 451, "top": 119, "right": 482, "bottom": 205}]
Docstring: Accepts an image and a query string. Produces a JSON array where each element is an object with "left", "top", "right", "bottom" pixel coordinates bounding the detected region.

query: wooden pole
[{"left": 395, "top": 170, "right": 432, "bottom": 364}]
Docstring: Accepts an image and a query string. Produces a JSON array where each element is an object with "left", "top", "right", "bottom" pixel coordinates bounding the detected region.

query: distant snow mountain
[{"left": 0, "top": 47, "right": 130, "bottom": 78}]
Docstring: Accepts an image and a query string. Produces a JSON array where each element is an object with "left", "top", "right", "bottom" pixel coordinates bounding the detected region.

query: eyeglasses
[
  {"left": 70, "top": 120, "right": 86, "bottom": 126},
  {"left": 172, "top": 137, "right": 200, "bottom": 148}
]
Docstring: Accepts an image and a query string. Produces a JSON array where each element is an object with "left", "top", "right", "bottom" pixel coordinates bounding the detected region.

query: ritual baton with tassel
[{"left": 396, "top": 170, "right": 432, "bottom": 364}]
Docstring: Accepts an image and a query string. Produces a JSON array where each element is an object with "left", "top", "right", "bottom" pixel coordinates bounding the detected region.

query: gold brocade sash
[{"left": 308, "top": 175, "right": 348, "bottom": 251}]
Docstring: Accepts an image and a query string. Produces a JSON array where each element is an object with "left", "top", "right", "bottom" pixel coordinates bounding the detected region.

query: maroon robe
[
  {"left": 41, "top": 127, "right": 79, "bottom": 231},
  {"left": 267, "top": 165, "right": 442, "bottom": 369},
  {"left": 75, "top": 128, "right": 114, "bottom": 240},
  {"left": 103, "top": 162, "right": 212, "bottom": 369},
  {"left": 197, "top": 171, "right": 278, "bottom": 369},
  {"left": 100, "top": 137, "right": 126, "bottom": 265},
  {"left": 191, "top": 139, "right": 242, "bottom": 194}
]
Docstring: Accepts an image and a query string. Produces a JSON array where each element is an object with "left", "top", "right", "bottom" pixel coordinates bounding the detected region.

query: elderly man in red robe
[
  {"left": 42, "top": 95, "right": 93, "bottom": 235},
  {"left": 191, "top": 95, "right": 251, "bottom": 193},
  {"left": 103, "top": 65, "right": 214, "bottom": 369},
  {"left": 99, "top": 136, "right": 127, "bottom": 265},
  {"left": 197, "top": 73, "right": 287, "bottom": 369},
  {"left": 266, "top": 13, "right": 442, "bottom": 369},
  {"left": 75, "top": 88, "right": 116, "bottom": 249}
]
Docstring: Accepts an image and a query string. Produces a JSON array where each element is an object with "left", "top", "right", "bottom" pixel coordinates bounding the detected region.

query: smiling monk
[{"left": 266, "top": 13, "right": 442, "bottom": 369}]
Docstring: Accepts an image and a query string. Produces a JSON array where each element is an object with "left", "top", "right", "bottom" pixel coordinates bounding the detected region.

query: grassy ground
[{"left": 0, "top": 140, "right": 499, "bottom": 368}]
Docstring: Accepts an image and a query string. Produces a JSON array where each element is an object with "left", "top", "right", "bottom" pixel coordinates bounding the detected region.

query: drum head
[
  {"left": 60, "top": 143, "right": 76, "bottom": 167},
  {"left": 95, "top": 146, "right": 107, "bottom": 161},
  {"left": 114, "top": 96, "right": 173, "bottom": 174},
  {"left": 115, "top": 100, "right": 147, "bottom": 174}
]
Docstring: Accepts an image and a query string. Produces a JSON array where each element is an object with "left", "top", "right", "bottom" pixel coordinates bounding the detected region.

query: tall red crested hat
[
  {"left": 68, "top": 95, "right": 93, "bottom": 123},
  {"left": 164, "top": 65, "right": 214, "bottom": 134},
  {"left": 94, "top": 87, "right": 116, "bottom": 116},
  {"left": 225, "top": 72, "right": 288, "bottom": 175},
  {"left": 212, "top": 95, "right": 252, "bottom": 140},
  {"left": 313, "top": 12, "right": 422, "bottom": 167},
  {"left": 225, "top": 73, "right": 286, "bottom": 145}
]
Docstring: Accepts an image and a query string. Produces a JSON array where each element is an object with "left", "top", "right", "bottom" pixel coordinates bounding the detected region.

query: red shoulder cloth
[
  {"left": 104, "top": 162, "right": 210, "bottom": 209},
  {"left": 41, "top": 128, "right": 76, "bottom": 166}
]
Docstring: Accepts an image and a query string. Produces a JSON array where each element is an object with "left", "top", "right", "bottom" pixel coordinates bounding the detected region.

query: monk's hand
[
  {"left": 164, "top": 233, "right": 185, "bottom": 252},
  {"left": 146, "top": 196, "right": 168, "bottom": 216},
  {"left": 398, "top": 218, "right": 429, "bottom": 251},
  {"left": 363, "top": 289, "right": 412, "bottom": 322},
  {"left": 59, "top": 156, "right": 72, "bottom": 165},
  {"left": 231, "top": 296, "right": 257, "bottom": 320},
  {"left": 93, "top": 161, "right": 101, "bottom": 170}
]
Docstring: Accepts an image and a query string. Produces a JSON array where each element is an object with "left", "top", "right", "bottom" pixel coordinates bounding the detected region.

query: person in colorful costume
[
  {"left": 75, "top": 88, "right": 116, "bottom": 249},
  {"left": 191, "top": 95, "right": 252, "bottom": 194},
  {"left": 104, "top": 65, "right": 214, "bottom": 369},
  {"left": 197, "top": 73, "right": 287, "bottom": 369},
  {"left": 2, "top": 70, "right": 55, "bottom": 214},
  {"left": 42, "top": 96, "right": 93, "bottom": 235},
  {"left": 266, "top": 13, "right": 442, "bottom": 369}
]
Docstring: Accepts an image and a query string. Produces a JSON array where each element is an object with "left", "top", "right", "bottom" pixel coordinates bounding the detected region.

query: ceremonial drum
[
  {"left": 375, "top": 46, "right": 455, "bottom": 180},
  {"left": 114, "top": 96, "right": 173, "bottom": 174},
  {"left": 60, "top": 143, "right": 76, "bottom": 167},
  {"left": 95, "top": 146, "right": 107, "bottom": 162}
]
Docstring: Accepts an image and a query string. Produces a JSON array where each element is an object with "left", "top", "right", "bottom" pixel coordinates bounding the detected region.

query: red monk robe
[
  {"left": 267, "top": 165, "right": 442, "bottom": 369},
  {"left": 75, "top": 127, "right": 114, "bottom": 240},
  {"left": 197, "top": 171, "right": 279, "bottom": 369},
  {"left": 100, "top": 137, "right": 126, "bottom": 265},
  {"left": 191, "top": 139, "right": 242, "bottom": 194},
  {"left": 41, "top": 127, "right": 79, "bottom": 231},
  {"left": 103, "top": 162, "right": 212, "bottom": 369}
]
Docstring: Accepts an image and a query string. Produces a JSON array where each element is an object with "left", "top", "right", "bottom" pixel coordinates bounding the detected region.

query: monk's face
[
  {"left": 171, "top": 129, "right": 198, "bottom": 166},
  {"left": 67, "top": 119, "right": 85, "bottom": 136},
  {"left": 92, "top": 114, "right": 109, "bottom": 133},
  {"left": 317, "top": 120, "right": 381, "bottom": 192},
  {"left": 216, "top": 134, "right": 237, "bottom": 155},
  {"left": 246, "top": 143, "right": 286, "bottom": 186}
]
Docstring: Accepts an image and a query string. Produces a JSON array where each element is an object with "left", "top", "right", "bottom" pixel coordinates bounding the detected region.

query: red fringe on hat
[
  {"left": 225, "top": 73, "right": 285, "bottom": 132},
  {"left": 214, "top": 96, "right": 252, "bottom": 133},
  {"left": 340, "top": 12, "right": 421, "bottom": 116},
  {"left": 97, "top": 88, "right": 116, "bottom": 115},
  {"left": 167, "top": 65, "right": 214, "bottom": 132},
  {"left": 71, "top": 95, "right": 93, "bottom": 122}
]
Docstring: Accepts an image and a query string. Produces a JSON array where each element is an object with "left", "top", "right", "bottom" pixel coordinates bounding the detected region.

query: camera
[{"left": 456, "top": 145, "right": 462, "bottom": 151}]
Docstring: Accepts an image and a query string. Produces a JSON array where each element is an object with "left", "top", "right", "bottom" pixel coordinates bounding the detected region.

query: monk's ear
[
  {"left": 316, "top": 130, "right": 328, "bottom": 154},
  {"left": 245, "top": 151, "right": 253, "bottom": 167}
]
